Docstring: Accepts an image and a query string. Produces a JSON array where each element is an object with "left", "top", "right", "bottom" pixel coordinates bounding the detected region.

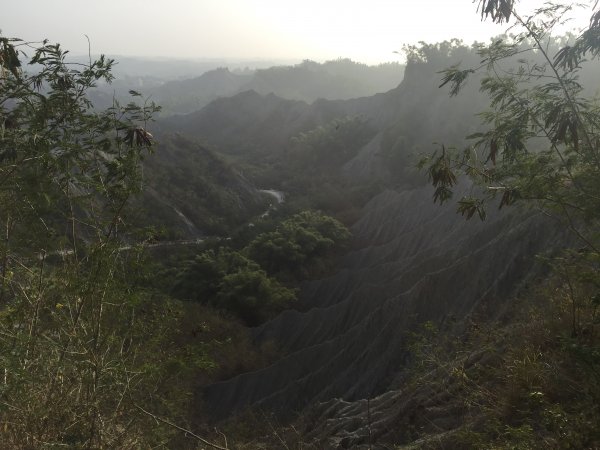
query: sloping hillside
[
  {"left": 150, "top": 68, "right": 252, "bottom": 116},
  {"left": 202, "top": 185, "right": 561, "bottom": 419},
  {"left": 185, "top": 44, "right": 567, "bottom": 439},
  {"left": 133, "top": 133, "right": 267, "bottom": 238},
  {"left": 163, "top": 91, "right": 312, "bottom": 156}
]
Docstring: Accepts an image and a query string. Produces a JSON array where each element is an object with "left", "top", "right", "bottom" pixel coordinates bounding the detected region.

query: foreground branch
[{"left": 135, "top": 405, "right": 228, "bottom": 449}]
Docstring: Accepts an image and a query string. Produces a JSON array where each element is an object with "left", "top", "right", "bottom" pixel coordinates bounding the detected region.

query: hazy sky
[{"left": 1, "top": 1, "right": 593, "bottom": 64}]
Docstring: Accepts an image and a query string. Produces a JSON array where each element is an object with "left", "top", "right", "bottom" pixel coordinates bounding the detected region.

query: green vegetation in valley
[
  {"left": 246, "top": 210, "right": 351, "bottom": 277},
  {"left": 172, "top": 247, "right": 295, "bottom": 326},
  {"left": 0, "top": 35, "right": 275, "bottom": 448},
  {"left": 167, "top": 210, "right": 351, "bottom": 326}
]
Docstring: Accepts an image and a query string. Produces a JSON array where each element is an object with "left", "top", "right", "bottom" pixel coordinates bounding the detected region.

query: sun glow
[{"left": 2, "top": 0, "right": 594, "bottom": 64}]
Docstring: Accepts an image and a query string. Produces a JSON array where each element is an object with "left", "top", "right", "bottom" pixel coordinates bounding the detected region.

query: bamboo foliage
[{"left": 0, "top": 36, "right": 176, "bottom": 448}]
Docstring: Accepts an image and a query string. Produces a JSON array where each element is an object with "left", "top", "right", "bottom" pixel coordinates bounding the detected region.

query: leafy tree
[
  {"left": 420, "top": 1, "right": 600, "bottom": 255},
  {"left": 172, "top": 211, "right": 349, "bottom": 324},
  {"left": 173, "top": 247, "right": 259, "bottom": 301},
  {"left": 246, "top": 210, "right": 351, "bottom": 275},
  {"left": 419, "top": 0, "right": 600, "bottom": 385},
  {"left": 217, "top": 268, "right": 296, "bottom": 325},
  {"left": 0, "top": 35, "right": 192, "bottom": 447},
  {"left": 172, "top": 247, "right": 296, "bottom": 325},
  {"left": 407, "top": 4, "right": 600, "bottom": 446}
]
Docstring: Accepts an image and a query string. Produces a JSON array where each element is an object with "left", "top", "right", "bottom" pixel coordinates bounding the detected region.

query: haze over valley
[{"left": 2, "top": 1, "right": 600, "bottom": 448}]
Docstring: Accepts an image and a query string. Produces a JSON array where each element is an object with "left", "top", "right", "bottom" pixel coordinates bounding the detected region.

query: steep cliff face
[{"left": 202, "top": 186, "right": 563, "bottom": 421}]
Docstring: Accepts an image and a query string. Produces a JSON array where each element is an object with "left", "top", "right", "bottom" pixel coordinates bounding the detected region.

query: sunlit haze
[{"left": 2, "top": 0, "right": 593, "bottom": 65}]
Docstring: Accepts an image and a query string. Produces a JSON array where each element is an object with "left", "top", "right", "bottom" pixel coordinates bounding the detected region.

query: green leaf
[{"left": 457, "top": 197, "right": 487, "bottom": 221}]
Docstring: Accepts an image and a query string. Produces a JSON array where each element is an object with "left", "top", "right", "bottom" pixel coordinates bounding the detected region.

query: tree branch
[{"left": 135, "top": 405, "right": 229, "bottom": 450}]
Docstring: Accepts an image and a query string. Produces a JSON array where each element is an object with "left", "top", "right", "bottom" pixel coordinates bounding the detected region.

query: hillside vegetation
[
  {"left": 2, "top": 0, "right": 600, "bottom": 447},
  {"left": 0, "top": 31, "right": 365, "bottom": 447},
  {"left": 136, "top": 133, "right": 267, "bottom": 238}
]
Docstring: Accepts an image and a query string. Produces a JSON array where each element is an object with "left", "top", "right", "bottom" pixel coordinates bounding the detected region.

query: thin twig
[
  {"left": 261, "top": 410, "right": 290, "bottom": 450},
  {"left": 367, "top": 397, "right": 373, "bottom": 450},
  {"left": 215, "top": 427, "right": 228, "bottom": 449},
  {"left": 135, "top": 405, "right": 228, "bottom": 450}
]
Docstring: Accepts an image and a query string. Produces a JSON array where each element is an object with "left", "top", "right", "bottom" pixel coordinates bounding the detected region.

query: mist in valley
[{"left": 2, "top": 1, "right": 600, "bottom": 448}]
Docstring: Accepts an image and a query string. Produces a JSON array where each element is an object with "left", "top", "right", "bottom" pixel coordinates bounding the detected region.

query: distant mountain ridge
[
  {"left": 149, "top": 59, "right": 405, "bottom": 115},
  {"left": 161, "top": 46, "right": 486, "bottom": 187}
]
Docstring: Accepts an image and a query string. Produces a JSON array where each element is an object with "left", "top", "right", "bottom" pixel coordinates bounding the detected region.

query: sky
[{"left": 1, "top": 1, "right": 594, "bottom": 65}]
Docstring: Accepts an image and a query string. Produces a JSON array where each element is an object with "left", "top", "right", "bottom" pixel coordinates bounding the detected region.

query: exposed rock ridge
[{"left": 202, "top": 186, "right": 563, "bottom": 420}]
